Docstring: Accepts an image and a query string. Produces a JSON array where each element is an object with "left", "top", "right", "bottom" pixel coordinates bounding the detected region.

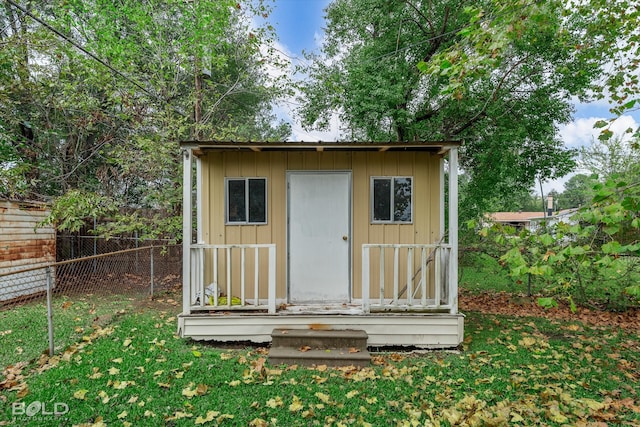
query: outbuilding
[
  {"left": 0, "top": 199, "right": 55, "bottom": 302},
  {"left": 177, "top": 141, "right": 463, "bottom": 348}
]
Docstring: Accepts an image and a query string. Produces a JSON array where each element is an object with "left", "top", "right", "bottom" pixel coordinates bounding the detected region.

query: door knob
[{"left": 342, "top": 235, "right": 348, "bottom": 241}]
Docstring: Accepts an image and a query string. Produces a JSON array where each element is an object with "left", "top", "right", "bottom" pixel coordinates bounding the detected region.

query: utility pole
[{"left": 193, "top": 0, "right": 202, "bottom": 140}]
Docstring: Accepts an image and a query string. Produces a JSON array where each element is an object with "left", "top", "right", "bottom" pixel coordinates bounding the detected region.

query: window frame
[
  {"left": 370, "top": 176, "right": 413, "bottom": 224},
  {"left": 224, "top": 177, "right": 268, "bottom": 225}
]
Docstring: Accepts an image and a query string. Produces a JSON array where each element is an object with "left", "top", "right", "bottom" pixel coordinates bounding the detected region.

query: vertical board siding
[
  {"left": 0, "top": 200, "right": 55, "bottom": 301},
  {"left": 199, "top": 151, "right": 440, "bottom": 301}
]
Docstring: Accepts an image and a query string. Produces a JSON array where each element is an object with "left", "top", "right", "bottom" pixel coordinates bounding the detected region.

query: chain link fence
[
  {"left": 56, "top": 235, "right": 177, "bottom": 261},
  {"left": 0, "top": 245, "right": 182, "bottom": 370}
]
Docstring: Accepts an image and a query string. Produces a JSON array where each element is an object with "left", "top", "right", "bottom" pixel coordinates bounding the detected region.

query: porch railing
[
  {"left": 361, "top": 244, "right": 453, "bottom": 313},
  {"left": 190, "top": 244, "right": 276, "bottom": 313}
]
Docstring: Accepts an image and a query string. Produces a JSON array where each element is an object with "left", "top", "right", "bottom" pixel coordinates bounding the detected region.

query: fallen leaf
[
  {"left": 390, "top": 353, "right": 405, "bottom": 362},
  {"left": 195, "top": 410, "right": 220, "bottom": 425},
  {"left": 266, "top": 396, "right": 283, "bottom": 408},
  {"left": 73, "top": 389, "right": 89, "bottom": 400},
  {"left": 98, "top": 390, "right": 110, "bottom": 404},
  {"left": 289, "top": 395, "right": 304, "bottom": 412},
  {"left": 299, "top": 345, "right": 311, "bottom": 352},
  {"left": 182, "top": 383, "right": 208, "bottom": 398},
  {"left": 519, "top": 337, "right": 537, "bottom": 347},
  {"left": 315, "top": 392, "right": 331, "bottom": 403},
  {"left": 166, "top": 411, "right": 193, "bottom": 421}
]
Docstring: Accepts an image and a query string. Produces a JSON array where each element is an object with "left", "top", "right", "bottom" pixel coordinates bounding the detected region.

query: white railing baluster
[
  {"left": 379, "top": 247, "right": 385, "bottom": 306},
  {"left": 254, "top": 247, "right": 259, "bottom": 306},
  {"left": 407, "top": 247, "right": 413, "bottom": 306},
  {"left": 393, "top": 247, "right": 399, "bottom": 305},
  {"left": 362, "top": 246, "right": 370, "bottom": 313},
  {"left": 268, "top": 245, "right": 276, "bottom": 314},
  {"left": 213, "top": 247, "right": 218, "bottom": 306},
  {"left": 434, "top": 247, "right": 441, "bottom": 308},
  {"left": 240, "top": 247, "right": 246, "bottom": 306},
  {"left": 199, "top": 247, "right": 205, "bottom": 307},
  {"left": 226, "top": 247, "right": 232, "bottom": 308},
  {"left": 420, "top": 247, "right": 427, "bottom": 306}
]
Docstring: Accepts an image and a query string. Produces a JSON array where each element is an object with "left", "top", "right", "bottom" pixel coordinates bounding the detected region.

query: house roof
[
  {"left": 179, "top": 140, "right": 461, "bottom": 156},
  {"left": 487, "top": 212, "right": 546, "bottom": 223}
]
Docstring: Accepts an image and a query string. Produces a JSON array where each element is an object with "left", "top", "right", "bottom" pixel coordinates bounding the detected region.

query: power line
[{"left": 4, "top": 0, "right": 159, "bottom": 102}]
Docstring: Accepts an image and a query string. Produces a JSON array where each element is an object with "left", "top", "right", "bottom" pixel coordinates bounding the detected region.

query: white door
[{"left": 288, "top": 172, "right": 351, "bottom": 303}]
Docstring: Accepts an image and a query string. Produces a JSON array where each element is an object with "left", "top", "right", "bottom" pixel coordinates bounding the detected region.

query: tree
[
  {"left": 557, "top": 174, "right": 594, "bottom": 209},
  {"left": 297, "top": 0, "right": 585, "bottom": 218},
  {"left": 579, "top": 136, "right": 640, "bottom": 180},
  {"left": 0, "top": 0, "right": 290, "bottom": 238}
]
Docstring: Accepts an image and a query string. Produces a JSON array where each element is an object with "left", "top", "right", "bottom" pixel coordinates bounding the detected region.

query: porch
[
  {"left": 177, "top": 141, "right": 462, "bottom": 348},
  {"left": 177, "top": 241, "right": 463, "bottom": 348}
]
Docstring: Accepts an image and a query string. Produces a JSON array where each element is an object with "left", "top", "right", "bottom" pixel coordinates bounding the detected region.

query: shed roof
[{"left": 180, "top": 140, "right": 461, "bottom": 156}]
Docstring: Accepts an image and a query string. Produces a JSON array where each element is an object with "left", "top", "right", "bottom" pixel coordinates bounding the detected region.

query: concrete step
[
  {"left": 268, "top": 347, "right": 371, "bottom": 368},
  {"left": 271, "top": 328, "right": 368, "bottom": 351},
  {"left": 269, "top": 328, "right": 371, "bottom": 367}
]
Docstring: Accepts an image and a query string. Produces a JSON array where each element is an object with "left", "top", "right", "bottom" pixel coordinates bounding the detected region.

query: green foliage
[
  {"left": 0, "top": 0, "right": 290, "bottom": 238},
  {"left": 482, "top": 174, "right": 640, "bottom": 310},
  {"left": 558, "top": 174, "right": 596, "bottom": 209},
  {"left": 298, "top": 0, "right": 585, "bottom": 219},
  {"left": 42, "top": 189, "right": 117, "bottom": 233}
]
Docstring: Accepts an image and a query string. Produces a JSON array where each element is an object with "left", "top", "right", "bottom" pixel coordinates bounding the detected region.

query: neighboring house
[
  {"left": 177, "top": 141, "right": 463, "bottom": 348},
  {"left": 486, "top": 211, "right": 547, "bottom": 232},
  {"left": 487, "top": 209, "right": 579, "bottom": 233},
  {"left": 0, "top": 199, "right": 55, "bottom": 302}
]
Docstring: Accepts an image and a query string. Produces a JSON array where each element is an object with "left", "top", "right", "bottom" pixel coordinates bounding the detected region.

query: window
[
  {"left": 226, "top": 178, "right": 267, "bottom": 224},
  {"left": 371, "top": 177, "right": 412, "bottom": 223}
]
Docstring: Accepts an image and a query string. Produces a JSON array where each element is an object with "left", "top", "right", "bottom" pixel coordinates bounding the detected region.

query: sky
[
  {"left": 268, "top": 0, "right": 330, "bottom": 55},
  {"left": 266, "top": 0, "right": 639, "bottom": 195}
]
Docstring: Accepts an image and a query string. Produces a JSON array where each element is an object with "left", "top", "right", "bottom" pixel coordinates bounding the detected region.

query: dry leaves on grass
[{"left": 459, "top": 290, "right": 640, "bottom": 330}]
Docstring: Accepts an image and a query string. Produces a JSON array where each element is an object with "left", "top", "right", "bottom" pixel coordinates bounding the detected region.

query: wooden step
[
  {"left": 268, "top": 328, "right": 370, "bottom": 367},
  {"left": 271, "top": 328, "right": 368, "bottom": 350}
]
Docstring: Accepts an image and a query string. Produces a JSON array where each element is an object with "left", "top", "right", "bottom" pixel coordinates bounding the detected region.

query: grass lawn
[
  {"left": 1, "top": 302, "right": 638, "bottom": 426},
  {"left": 0, "top": 294, "right": 137, "bottom": 370}
]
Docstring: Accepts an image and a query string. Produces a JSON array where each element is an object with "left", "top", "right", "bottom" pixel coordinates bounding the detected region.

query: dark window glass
[
  {"left": 227, "top": 179, "right": 246, "bottom": 222},
  {"left": 393, "top": 177, "right": 412, "bottom": 222},
  {"left": 248, "top": 179, "right": 266, "bottom": 223},
  {"left": 373, "top": 178, "right": 391, "bottom": 221}
]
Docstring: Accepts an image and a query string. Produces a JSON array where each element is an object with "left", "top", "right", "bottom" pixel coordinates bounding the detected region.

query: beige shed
[{"left": 178, "top": 141, "right": 463, "bottom": 348}]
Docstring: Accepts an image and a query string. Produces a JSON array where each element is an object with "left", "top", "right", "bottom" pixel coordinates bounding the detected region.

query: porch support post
[
  {"left": 196, "top": 155, "right": 204, "bottom": 244},
  {"left": 439, "top": 155, "right": 445, "bottom": 239},
  {"left": 448, "top": 147, "right": 459, "bottom": 314},
  {"left": 182, "top": 148, "right": 193, "bottom": 315}
]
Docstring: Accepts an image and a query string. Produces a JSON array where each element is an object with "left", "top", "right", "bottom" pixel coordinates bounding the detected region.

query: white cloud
[
  {"left": 539, "top": 113, "right": 639, "bottom": 195},
  {"left": 558, "top": 114, "right": 638, "bottom": 148}
]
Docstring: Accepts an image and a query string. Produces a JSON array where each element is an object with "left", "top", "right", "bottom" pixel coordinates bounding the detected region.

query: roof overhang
[{"left": 180, "top": 140, "right": 461, "bottom": 157}]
